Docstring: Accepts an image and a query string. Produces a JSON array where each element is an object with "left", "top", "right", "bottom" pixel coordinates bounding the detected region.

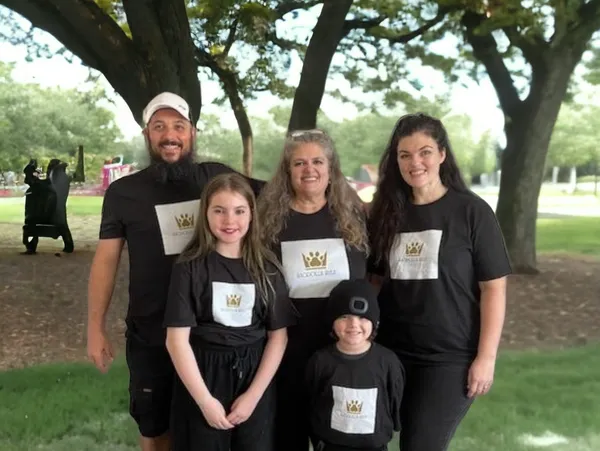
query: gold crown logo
[
  {"left": 405, "top": 241, "right": 424, "bottom": 257},
  {"left": 346, "top": 400, "right": 363, "bottom": 414},
  {"left": 226, "top": 294, "right": 241, "bottom": 308},
  {"left": 175, "top": 213, "right": 194, "bottom": 229},
  {"left": 302, "top": 251, "right": 328, "bottom": 269}
]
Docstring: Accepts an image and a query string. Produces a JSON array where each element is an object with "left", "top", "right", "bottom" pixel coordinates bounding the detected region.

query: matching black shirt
[
  {"left": 274, "top": 205, "right": 368, "bottom": 356},
  {"left": 306, "top": 343, "right": 404, "bottom": 449},
  {"left": 371, "top": 189, "right": 512, "bottom": 363},
  {"left": 163, "top": 251, "right": 297, "bottom": 347},
  {"left": 99, "top": 162, "right": 264, "bottom": 344}
]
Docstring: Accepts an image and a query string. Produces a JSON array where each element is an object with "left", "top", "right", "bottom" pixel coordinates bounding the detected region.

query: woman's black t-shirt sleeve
[
  {"left": 266, "top": 270, "right": 298, "bottom": 331},
  {"left": 164, "top": 259, "right": 199, "bottom": 328},
  {"left": 367, "top": 252, "right": 387, "bottom": 277},
  {"left": 388, "top": 354, "right": 405, "bottom": 431},
  {"left": 470, "top": 199, "right": 512, "bottom": 282}
]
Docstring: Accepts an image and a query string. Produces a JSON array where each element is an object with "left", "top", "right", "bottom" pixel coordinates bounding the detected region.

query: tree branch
[
  {"left": 264, "top": 30, "right": 306, "bottom": 52},
  {"left": 274, "top": 0, "right": 322, "bottom": 19},
  {"left": 501, "top": 26, "right": 547, "bottom": 71},
  {"left": 288, "top": 0, "right": 353, "bottom": 130},
  {"left": 343, "top": 15, "right": 387, "bottom": 34},
  {"left": 223, "top": 17, "right": 239, "bottom": 57},
  {"left": 566, "top": 0, "right": 600, "bottom": 48},
  {"left": 0, "top": 0, "right": 136, "bottom": 71},
  {"left": 363, "top": 7, "right": 450, "bottom": 44},
  {"left": 462, "top": 11, "right": 522, "bottom": 117}
]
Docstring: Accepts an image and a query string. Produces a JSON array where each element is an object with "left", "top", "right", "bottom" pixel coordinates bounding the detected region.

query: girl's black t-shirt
[
  {"left": 164, "top": 251, "right": 296, "bottom": 347},
  {"left": 99, "top": 162, "right": 265, "bottom": 344}
]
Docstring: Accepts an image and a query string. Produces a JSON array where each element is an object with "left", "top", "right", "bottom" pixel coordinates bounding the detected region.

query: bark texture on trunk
[
  {"left": 287, "top": 0, "right": 353, "bottom": 132},
  {"left": 2, "top": 0, "right": 201, "bottom": 124},
  {"left": 463, "top": 4, "right": 600, "bottom": 273}
]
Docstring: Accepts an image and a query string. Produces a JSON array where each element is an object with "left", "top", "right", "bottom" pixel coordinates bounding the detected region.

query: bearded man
[{"left": 86, "top": 92, "right": 264, "bottom": 451}]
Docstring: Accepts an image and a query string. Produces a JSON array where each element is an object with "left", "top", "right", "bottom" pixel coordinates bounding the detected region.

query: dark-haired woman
[{"left": 367, "top": 113, "right": 511, "bottom": 451}]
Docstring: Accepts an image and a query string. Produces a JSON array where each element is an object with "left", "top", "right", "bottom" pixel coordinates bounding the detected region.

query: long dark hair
[{"left": 368, "top": 113, "right": 469, "bottom": 269}]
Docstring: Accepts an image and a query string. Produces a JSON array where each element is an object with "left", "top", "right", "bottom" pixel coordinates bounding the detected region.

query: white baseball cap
[{"left": 142, "top": 92, "right": 192, "bottom": 126}]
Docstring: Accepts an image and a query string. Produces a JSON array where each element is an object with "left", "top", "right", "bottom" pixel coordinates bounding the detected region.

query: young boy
[{"left": 305, "top": 279, "right": 405, "bottom": 451}]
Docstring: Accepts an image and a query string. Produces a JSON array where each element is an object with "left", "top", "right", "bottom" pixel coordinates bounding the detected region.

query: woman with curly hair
[
  {"left": 257, "top": 129, "right": 369, "bottom": 451},
  {"left": 368, "top": 113, "right": 511, "bottom": 451}
]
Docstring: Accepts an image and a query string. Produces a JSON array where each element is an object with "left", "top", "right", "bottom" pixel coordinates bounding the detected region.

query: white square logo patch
[
  {"left": 389, "top": 230, "right": 443, "bottom": 280},
  {"left": 280, "top": 238, "right": 350, "bottom": 299},
  {"left": 154, "top": 200, "right": 200, "bottom": 255},
  {"left": 211, "top": 282, "right": 255, "bottom": 327},
  {"left": 331, "top": 386, "right": 378, "bottom": 434}
]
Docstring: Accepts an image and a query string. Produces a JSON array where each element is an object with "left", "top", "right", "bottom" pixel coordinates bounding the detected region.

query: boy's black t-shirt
[
  {"left": 274, "top": 205, "right": 367, "bottom": 355},
  {"left": 163, "top": 251, "right": 296, "bottom": 347},
  {"left": 99, "top": 162, "right": 265, "bottom": 344},
  {"left": 370, "top": 189, "right": 512, "bottom": 363},
  {"left": 305, "top": 343, "right": 404, "bottom": 449}
]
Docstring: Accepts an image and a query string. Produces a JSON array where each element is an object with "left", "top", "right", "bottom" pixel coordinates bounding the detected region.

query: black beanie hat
[{"left": 326, "top": 279, "right": 380, "bottom": 329}]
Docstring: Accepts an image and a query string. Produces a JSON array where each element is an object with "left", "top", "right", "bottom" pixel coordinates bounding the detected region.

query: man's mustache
[{"left": 158, "top": 139, "right": 182, "bottom": 147}]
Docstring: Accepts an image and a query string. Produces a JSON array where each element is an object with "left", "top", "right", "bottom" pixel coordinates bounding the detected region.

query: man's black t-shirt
[
  {"left": 99, "top": 162, "right": 265, "bottom": 344},
  {"left": 163, "top": 251, "right": 296, "bottom": 347},
  {"left": 274, "top": 205, "right": 367, "bottom": 356},
  {"left": 370, "top": 189, "right": 512, "bottom": 363},
  {"left": 305, "top": 343, "right": 404, "bottom": 449}
]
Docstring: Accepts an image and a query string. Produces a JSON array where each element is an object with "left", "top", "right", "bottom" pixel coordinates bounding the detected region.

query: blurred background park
[{"left": 0, "top": 1, "right": 599, "bottom": 450}]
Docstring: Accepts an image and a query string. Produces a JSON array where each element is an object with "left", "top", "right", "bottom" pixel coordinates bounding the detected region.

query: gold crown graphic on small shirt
[
  {"left": 226, "top": 294, "right": 242, "bottom": 308},
  {"left": 405, "top": 241, "right": 424, "bottom": 257},
  {"left": 346, "top": 400, "right": 363, "bottom": 414},
  {"left": 174, "top": 213, "right": 194, "bottom": 229},
  {"left": 302, "top": 251, "right": 328, "bottom": 269}
]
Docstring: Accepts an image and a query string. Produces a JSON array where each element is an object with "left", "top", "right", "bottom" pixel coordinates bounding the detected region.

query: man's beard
[{"left": 147, "top": 139, "right": 198, "bottom": 186}]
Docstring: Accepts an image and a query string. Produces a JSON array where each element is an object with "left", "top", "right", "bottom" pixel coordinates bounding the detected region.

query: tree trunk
[
  {"left": 495, "top": 54, "right": 580, "bottom": 273},
  {"left": 194, "top": 47, "right": 254, "bottom": 176},
  {"left": 222, "top": 76, "right": 254, "bottom": 176},
  {"left": 1, "top": 0, "right": 201, "bottom": 124},
  {"left": 287, "top": 0, "right": 352, "bottom": 132}
]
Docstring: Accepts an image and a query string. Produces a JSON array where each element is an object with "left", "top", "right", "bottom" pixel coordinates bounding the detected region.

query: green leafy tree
[
  {"left": 548, "top": 103, "right": 600, "bottom": 169},
  {"left": 454, "top": 0, "right": 600, "bottom": 272},
  {"left": 0, "top": 62, "right": 122, "bottom": 181}
]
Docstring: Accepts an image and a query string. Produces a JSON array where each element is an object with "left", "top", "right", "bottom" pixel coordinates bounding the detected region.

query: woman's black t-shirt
[
  {"left": 370, "top": 189, "right": 512, "bottom": 363},
  {"left": 274, "top": 204, "right": 367, "bottom": 357}
]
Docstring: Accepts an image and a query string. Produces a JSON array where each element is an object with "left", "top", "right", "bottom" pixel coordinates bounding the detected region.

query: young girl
[
  {"left": 305, "top": 279, "right": 404, "bottom": 451},
  {"left": 163, "top": 173, "right": 296, "bottom": 451}
]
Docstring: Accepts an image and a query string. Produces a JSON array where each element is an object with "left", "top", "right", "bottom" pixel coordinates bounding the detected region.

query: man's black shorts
[{"left": 125, "top": 329, "right": 175, "bottom": 438}]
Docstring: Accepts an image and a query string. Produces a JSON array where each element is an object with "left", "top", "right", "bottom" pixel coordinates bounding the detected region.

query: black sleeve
[
  {"left": 470, "top": 198, "right": 512, "bottom": 281},
  {"left": 266, "top": 269, "right": 298, "bottom": 331},
  {"left": 163, "top": 260, "right": 198, "bottom": 328},
  {"left": 387, "top": 352, "right": 405, "bottom": 432},
  {"left": 304, "top": 351, "right": 321, "bottom": 409},
  {"left": 198, "top": 162, "right": 266, "bottom": 197},
  {"left": 99, "top": 183, "right": 124, "bottom": 239},
  {"left": 367, "top": 252, "right": 387, "bottom": 277},
  {"left": 366, "top": 214, "right": 387, "bottom": 277}
]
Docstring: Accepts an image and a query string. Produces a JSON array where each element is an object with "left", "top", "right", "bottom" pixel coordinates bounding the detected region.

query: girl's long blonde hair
[
  {"left": 180, "top": 173, "right": 282, "bottom": 305},
  {"left": 257, "top": 129, "right": 368, "bottom": 253}
]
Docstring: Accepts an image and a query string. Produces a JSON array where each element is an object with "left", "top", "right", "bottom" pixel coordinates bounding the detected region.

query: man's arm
[{"left": 87, "top": 238, "right": 124, "bottom": 372}]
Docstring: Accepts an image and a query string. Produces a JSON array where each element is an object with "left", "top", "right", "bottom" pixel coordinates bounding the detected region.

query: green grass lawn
[
  {"left": 537, "top": 217, "right": 600, "bottom": 256},
  {"left": 1, "top": 345, "right": 599, "bottom": 450},
  {"left": 0, "top": 196, "right": 104, "bottom": 223}
]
